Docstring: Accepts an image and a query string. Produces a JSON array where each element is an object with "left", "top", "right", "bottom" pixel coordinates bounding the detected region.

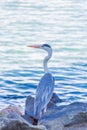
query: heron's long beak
[{"left": 27, "top": 45, "right": 41, "bottom": 48}]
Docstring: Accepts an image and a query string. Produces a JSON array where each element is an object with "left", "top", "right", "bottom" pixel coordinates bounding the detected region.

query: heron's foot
[
  {"left": 29, "top": 116, "right": 38, "bottom": 125},
  {"left": 33, "top": 118, "right": 38, "bottom": 125}
]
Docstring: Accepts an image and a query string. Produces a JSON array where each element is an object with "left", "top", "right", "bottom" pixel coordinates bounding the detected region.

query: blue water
[{"left": 0, "top": 0, "right": 87, "bottom": 110}]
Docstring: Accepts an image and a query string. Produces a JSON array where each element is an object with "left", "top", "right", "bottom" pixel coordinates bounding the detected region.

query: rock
[
  {"left": 1, "top": 120, "right": 32, "bottom": 130},
  {"left": 0, "top": 105, "right": 46, "bottom": 130},
  {"left": 64, "top": 122, "right": 87, "bottom": 130},
  {"left": 0, "top": 105, "right": 22, "bottom": 117},
  {"left": 1, "top": 94, "right": 87, "bottom": 130},
  {"left": 51, "top": 93, "right": 62, "bottom": 103},
  {"left": 24, "top": 94, "right": 87, "bottom": 130},
  {"left": 25, "top": 95, "right": 34, "bottom": 118},
  {"left": 39, "top": 102, "right": 87, "bottom": 130}
]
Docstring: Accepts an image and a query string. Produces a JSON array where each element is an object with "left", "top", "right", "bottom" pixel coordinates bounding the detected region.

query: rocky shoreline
[{"left": 0, "top": 93, "right": 87, "bottom": 130}]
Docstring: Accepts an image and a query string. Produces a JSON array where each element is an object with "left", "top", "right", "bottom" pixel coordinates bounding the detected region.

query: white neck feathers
[{"left": 43, "top": 48, "right": 52, "bottom": 73}]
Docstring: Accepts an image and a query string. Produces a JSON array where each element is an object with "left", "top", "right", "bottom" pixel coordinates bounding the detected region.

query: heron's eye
[{"left": 42, "top": 44, "right": 51, "bottom": 48}]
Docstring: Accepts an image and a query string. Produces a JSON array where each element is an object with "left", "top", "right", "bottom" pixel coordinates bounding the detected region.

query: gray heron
[{"left": 28, "top": 44, "right": 54, "bottom": 119}]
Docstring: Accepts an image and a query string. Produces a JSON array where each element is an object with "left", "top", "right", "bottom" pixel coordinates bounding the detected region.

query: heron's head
[
  {"left": 41, "top": 44, "right": 52, "bottom": 51},
  {"left": 28, "top": 44, "right": 52, "bottom": 53}
]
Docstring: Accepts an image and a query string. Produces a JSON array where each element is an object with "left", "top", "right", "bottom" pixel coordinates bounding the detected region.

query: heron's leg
[
  {"left": 40, "top": 111, "right": 42, "bottom": 117},
  {"left": 43, "top": 106, "right": 47, "bottom": 113},
  {"left": 40, "top": 107, "right": 47, "bottom": 117}
]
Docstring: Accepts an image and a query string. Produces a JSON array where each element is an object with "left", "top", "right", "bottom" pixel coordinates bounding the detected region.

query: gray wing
[{"left": 34, "top": 72, "right": 54, "bottom": 118}]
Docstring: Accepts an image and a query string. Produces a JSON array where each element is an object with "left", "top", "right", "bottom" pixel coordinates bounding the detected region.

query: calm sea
[{"left": 0, "top": 0, "right": 87, "bottom": 110}]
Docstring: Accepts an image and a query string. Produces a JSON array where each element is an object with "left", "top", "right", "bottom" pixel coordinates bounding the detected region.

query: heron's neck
[{"left": 43, "top": 49, "right": 52, "bottom": 73}]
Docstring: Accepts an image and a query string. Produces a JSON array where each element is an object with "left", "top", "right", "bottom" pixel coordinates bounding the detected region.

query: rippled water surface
[{"left": 0, "top": 0, "right": 87, "bottom": 109}]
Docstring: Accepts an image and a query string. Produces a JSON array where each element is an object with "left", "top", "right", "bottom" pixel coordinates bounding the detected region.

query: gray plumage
[
  {"left": 28, "top": 44, "right": 54, "bottom": 119},
  {"left": 34, "top": 72, "right": 54, "bottom": 118}
]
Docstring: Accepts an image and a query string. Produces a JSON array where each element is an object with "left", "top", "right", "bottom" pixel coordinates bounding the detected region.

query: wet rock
[
  {"left": 1, "top": 94, "right": 87, "bottom": 130},
  {"left": 24, "top": 95, "right": 87, "bottom": 130},
  {"left": 0, "top": 105, "right": 46, "bottom": 130},
  {"left": 64, "top": 122, "right": 87, "bottom": 130},
  {"left": 25, "top": 95, "right": 34, "bottom": 118},
  {"left": 39, "top": 102, "right": 87, "bottom": 130},
  {"left": 51, "top": 93, "right": 62, "bottom": 103}
]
